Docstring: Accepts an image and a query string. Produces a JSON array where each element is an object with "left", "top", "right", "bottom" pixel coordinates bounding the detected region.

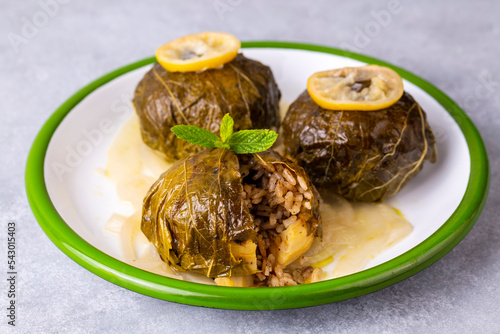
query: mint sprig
[{"left": 171, "top": 114, "right": 278, "bottom": 154}]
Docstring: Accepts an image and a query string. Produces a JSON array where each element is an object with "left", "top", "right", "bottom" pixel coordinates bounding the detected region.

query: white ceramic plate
[{"left": 26, "top": 43, "right": 489, "bottom": 310}]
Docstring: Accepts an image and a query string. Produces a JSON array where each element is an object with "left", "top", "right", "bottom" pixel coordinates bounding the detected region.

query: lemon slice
[
  {"left": 155, "top": 32, "right": 241, "bottom": 72},
  {"left": 307, "top": 65, "right": 404, "bottom": 111}
]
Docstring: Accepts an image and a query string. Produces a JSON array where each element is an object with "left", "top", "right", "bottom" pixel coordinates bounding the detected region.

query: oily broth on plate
[{"left": 103, "top": 112, "right": 412, "bottom": 285}]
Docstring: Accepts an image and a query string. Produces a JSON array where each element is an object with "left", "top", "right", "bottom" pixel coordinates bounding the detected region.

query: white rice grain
[
  {"left": 268, "top": 174, "right": 278, "bottom": 192},
  {"left": 283, "top": 168, "right": 297, "bottom": 186},
  {"left": 276, "top": 225, "right": 285, "bottom": 233},
  {"left": 269, "top": 213, "right": 277, "bottom": 226},
  {"left": 284, "top": 191, "right": 294, "bottom": 211},
  {"left": 310, "top": 268, "right": 322, "bottom": 283},
  {"left": 297, "top": 175, "right": 308, "bottom": 191},
  {"left": 282, "top": 180, "right": 296, "bottom": 191},
  {"left": 270, "top": 196, "right": 285, "bottom": 207},
  {"left": 256, "top": 272, "right": 266, "bottom": 281},
  {"left": 275, "top": 182, "right": 286, "bottom": 198},
  {"left": 282, "top": 215, "right": 297, "bottom": 228},
  {"left": 290, "top": 201, "right": 301, "bottom": 215},
  {"left": 284, "top": 274, "right": 298, "bottom": 286}
]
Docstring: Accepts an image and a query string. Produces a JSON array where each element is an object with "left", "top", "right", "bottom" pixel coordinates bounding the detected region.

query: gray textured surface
[{"left": 1, "top": 0, "right": 499, "bottom": 333}]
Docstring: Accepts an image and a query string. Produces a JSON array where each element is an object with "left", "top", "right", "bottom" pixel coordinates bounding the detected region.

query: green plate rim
[{"left": 25, "top": 41, "right": 490, "bottom": 310}]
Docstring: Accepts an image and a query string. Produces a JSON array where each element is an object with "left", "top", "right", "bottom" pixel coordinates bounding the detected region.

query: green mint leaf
[
  {"left": 219, "top": 113, "right": 234, "bottom": 143},
  {"left": 226, "top": 129, "right": 278, "bottom": 154},
  {"left": 171, "top": 125, "right": 220, "bottom": 149},
  {"left": 171, "top": 115, "right": 279, "bottom": 154}
]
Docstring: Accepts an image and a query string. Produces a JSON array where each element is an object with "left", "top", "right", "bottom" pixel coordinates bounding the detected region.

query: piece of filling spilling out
[
  {"left": 104, "top": 115, "right": 413, "bottom": 287},
  {"left": 228, "top": 154, "right": 321, "bottom": 287}
]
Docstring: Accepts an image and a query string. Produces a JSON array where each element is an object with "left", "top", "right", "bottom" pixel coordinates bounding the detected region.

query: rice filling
[{"left": 239, "top": 154, "right": 322, "bottom": 287}]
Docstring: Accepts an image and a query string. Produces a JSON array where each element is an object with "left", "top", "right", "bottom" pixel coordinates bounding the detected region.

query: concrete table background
[{"left": 1, "top": 0, "right": 499, "bottom": 333}]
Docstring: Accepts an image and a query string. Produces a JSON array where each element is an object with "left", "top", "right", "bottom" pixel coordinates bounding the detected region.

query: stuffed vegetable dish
[
  {"left": 141, "top": 115, "right": 322, "bottom": 287},
  {"left": 282, "top": 65, "right": 437, "bottom": 202},
  {"left": 133, "top": 32, "right": 281, "bottom": 162},
  {"left": 104, "top": 34, "right": 432, "bottom": 288}
]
